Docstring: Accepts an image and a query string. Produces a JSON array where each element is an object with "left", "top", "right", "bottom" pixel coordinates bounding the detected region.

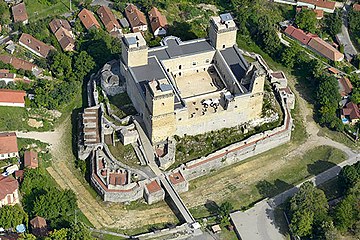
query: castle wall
[
  {"left": 214, "top": 51, "right": 241, "bottom": 94},
  {"left": 209, "top": 26, "right": 237, "bottom": 50}
]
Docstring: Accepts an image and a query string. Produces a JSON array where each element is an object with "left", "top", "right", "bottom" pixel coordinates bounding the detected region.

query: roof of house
[
  {"left": 308, "top": 37, "right": 344, "bottom": 61},
  {"left": 0, "top": 132, "right": 18, "bottom": 155},
  {"left": 271, "top": 71, "right": 286, "bottom": 79},
  {"left": 328, "top": 67, "right": 340, "bottom": 74},
  {"left": 78, "top": 8, "right": 101, "bottom": 30},
  {"left": 0, "top": 69, "right": 15, "bottom": 79},
  {"left": 298, "top": 0, "right": 336, "bottom": 10},
  {"left": 30, "top": 216, "right": 47, "bottom": 229},
  {"left": 284, "top": 25, "right": 296, "bottom": 35},
  {"left": 290, "top": 28, "right": 313, "bottom": 45},
  {"left": 313, "top": 9, "right": 324, "bottom": 18},
  {"left": 58, "top": 35, "right": 75, "bottom": 50},
  {"left": 0, "top": 55, "right": 35, "bottom": 71},
  {"left": 19, "top": 33, "right": 54, "bottom": 58},
  {"left": 338, "top": 77, "right": 353, "bottom": 97},
  {"left": 49, "top": 19, "right": 71, "bottom": 33},
  {"left": 97, "top": 6, "right": 120, "bottom": 32},
  {"left": 24, "top": 150, "right": 38, "bottom": 168},
  {"left": 125, "top": 4, "right": 147, "bottom": 29},
  {"left": 0, "top": 176, "right": 18, "bottom": 200},
  {"left": 148, "top": 7, "right": 168, "bottom": 33},
  {"left": 0, "top": 89, "right": 25, "bottom": 104},
  {"left": 169, "top": 171, "right": 185, "bottom": 185},
  {"left": 146, "top": 180, "right": 162, "bottom": 193},
  {"left": 342, "top": 102, "right": 360, "bottom": 120},
  {"left": 354, "top": 3, "right": 360, "bottom": 11},
  {"left": 12, "top": 2, "right": 28, "bottom": 23}
]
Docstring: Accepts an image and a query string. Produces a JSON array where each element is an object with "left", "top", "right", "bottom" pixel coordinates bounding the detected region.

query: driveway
[
  {"left": 91, "top": 0, "right": 112, "bottom": 7},
  {"left": 336, "top": 0, "right": 358, "bottom": 61}
]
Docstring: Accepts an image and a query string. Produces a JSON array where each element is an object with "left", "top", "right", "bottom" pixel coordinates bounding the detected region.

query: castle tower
[
  {"left": 209, "top": 13, "right": 238, "bottom": 50},
  {"left": 144, "top": 79, "right": 176, "bottom": 143},
  {"left": 121, "top": 32, "right": 148, "bottom": 67}
]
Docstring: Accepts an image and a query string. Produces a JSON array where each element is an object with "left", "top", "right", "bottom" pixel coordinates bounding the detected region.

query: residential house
[
  {"left": 0, "top": 132, "right": 18, "bottom": 160},
  {"left": 24, "top": 150, "right": 38, "bottom": 169},
  {"left": 12, "top": 2, "right": 28, "bottom": 25},
  {"left": 297, "top": 0, "right": 336, "bottom": 13},
  {"left": 5, "top": 42, "right": 16, "bottom": 54},
  {"left": 30, "top": 216, "right": 48, "bottom": 237},
  {"left": 49, "top": 19, "right": 75, "bottom": 52},
  {"left": 338, "top": 77, "right": 353, "bottom": 97},
  {"left": 0, "top": 55, "right": 36, "bottom": 71},
  {"left": 284, "top": 26, "right": 344, "bottom": 61},
  {"left": 0, "top": 89, "right": 26, "bottom": 108},
  {"left": 0, "top": 176, "right": 19, "bottom": 207},
  {"left": 341, "top": 102, "right": 360, "bottom": 125},
  {"left": 308, "top": 37, "right": 344, "bottom": 61},
  {"left": 19, "top": 33, "right": 54, "bottom": 58},
  {"left": 148, "top": 7, "right": 168, "bottom": 36},
  {"left": 313, "top": 9, "right": 324, "bottom": 19},
  {"left": 97, "top": 6, "right": 121, "bottom": 33},
  {"left": 0, "top": 69, "right": 16, "bottom": 84},
  {"left": 125, "top": 4, "right": 147, "bottom": 32},
  {"left": 78, "top": 9, "right": 101, "bottom": 31}
]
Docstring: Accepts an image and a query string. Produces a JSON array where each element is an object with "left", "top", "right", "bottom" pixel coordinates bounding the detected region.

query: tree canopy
[{"left": 0, "top": 204, "right": 28, "bottom": 229}]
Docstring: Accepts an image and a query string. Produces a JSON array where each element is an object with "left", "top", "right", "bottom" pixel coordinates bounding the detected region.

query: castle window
[
  {"left": 235, "top": 106, "right": 238, "bottom": 108},
  {"left": 179, "top": 72, "right": 182, "bottom": 76},
  {"left": 179, "top": 65, "right": 182, "bottom": 70},
  {"left": 167, "top": 68, "right": 169, "bottom": 72},
  {"left": 178, "top": 118, "right": 182, "bottom": 121},
  {"left": 162, "top": 102, "right": 165, "bottom": 106},
  {"left": 206, "top": 59, "right": 210, "bottom": 63},
  {"left": 192, "top": 62, "right": 196, "bottom": 66},
  {"left": 222, "top": 44, "right": 225, "bottom": 49}
]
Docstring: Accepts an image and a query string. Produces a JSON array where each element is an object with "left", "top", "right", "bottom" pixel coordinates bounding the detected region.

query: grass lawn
[
  {"left": 318, "top": 126, "right": 359, "bottom": 150},
  {"left": 186, "top": 145, "right": 347, "bottom": 219},
  {"left": 24, "top": 0, "right": 73, "bottom": 21},
  {"left": 91, "top": 232, "right": 126, "bottom": 240},
  {"left": 108, "top": 93, "right": 137, "bottom": 119},
  {"left": 107, "top": 142, "right": 139, "bottom": 168}
]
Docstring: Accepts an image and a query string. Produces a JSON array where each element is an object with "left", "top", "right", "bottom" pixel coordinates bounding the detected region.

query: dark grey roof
[
  {"left": 129, "top": 56, "right": 167, "bottom": 83},
  {"left": 119, "top": 18, "right": 129, "bottom": 28},
  {"left": 148, "top": 37, "right": 214, "bottom": 60},
  {"left": 220, "top": 13, "right": 233, "bottom": 22},
  {"left": 220, "top": 47, "right": 248, "bottom": 83}
]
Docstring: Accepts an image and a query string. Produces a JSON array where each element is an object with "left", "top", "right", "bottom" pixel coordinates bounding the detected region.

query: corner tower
[
  {"left": 209, "top": 13, "right": 237, "bottom": 50},
  {"left": 121, "top": 32, "right": 148, "bottom": 67}
]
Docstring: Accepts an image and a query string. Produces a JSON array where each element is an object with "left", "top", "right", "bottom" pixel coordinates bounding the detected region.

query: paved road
[
  {"left": 231, "top": 150, "right": 359, "bottom": 240},
  {"left": 336, "top": 0, "right": 358, "bottom": 61}
]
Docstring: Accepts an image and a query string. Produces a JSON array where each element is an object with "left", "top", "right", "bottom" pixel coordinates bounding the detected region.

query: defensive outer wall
[{"left": 171, "top": 53, "right": 293, "bottom": 181}]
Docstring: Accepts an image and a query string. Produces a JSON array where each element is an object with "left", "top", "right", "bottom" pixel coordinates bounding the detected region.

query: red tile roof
[
  {"left": 148, "top": 7, "right": 168, "bottom": 33},
  {"left": 125, "top": 4, "right": 147, "bottom": 30},
  {"left": 30, "top": 216, "right": 47, "bottom": 229},
  {"left": 0, "top": 132, "right": 18, "bottom": 155},
  {"left": 19, "top": 33, "right": 54, "bottom": 58},
  {"left": 299, "top": 0, "right": 336, "bottom": 10},
  {"left": 24, "top": 150, "right": 38, "bottom": 169},
  {"left": 0, "top": 70, "right": 15, "bottom": 79},
  {"left": 169, "top": 172, "right": 185, "bottom": 185},
  {"left": 0, "top": 89, "right": 26, "bottom": 105},
  {"left": 97, "top": 6, "right": 120, "bottom": 32},
  {"left": 49, "top": 19, "right": 71, "bottom": 33},
  {"left": 284, "top": 25, "right": 296, "bottom": 35},
  {"left": 308, "top": 37, "right": 344, "bottom": 61},
  {"left": 354, "top": 3, "right": 360, "bottom": 11},
  {"left": 146, "top": 180, "right": 162, "bottom": 193},
  {"left": 78, "top": 9, "right": 101, "bottom": 30},
  {"left": 109, "top": 172, "right": 127, "bottom": 186},
  {"left": 0, "top": 176, "right": 18, "bottom": 200},
  {"left": 0, "top": 55, "right": 35, "bottom": 71},
  {"left": 342, "top": 102, "right": 360, "bottom": 120},
  {"left": 313, "top": 9, "right": 324, "bottom": 19},
  {"left": 12, "top": 2, "right": 28, "bottom": 23},
  {"left": 339, "top": 77, "right": 353, "bottom": 97},
  {"left": 290, "top": 28, "right": 313, "bottom": 45}
]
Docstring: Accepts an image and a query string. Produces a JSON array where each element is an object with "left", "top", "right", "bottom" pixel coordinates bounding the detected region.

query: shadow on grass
[
  {"left": 256, "top": 179, "right": 294, "bottom": 199},
  {"left": 204, "top": 199, "right": 219, "bottom": 216},
  {"left": 307, "top": 160, "right": 337, "bottom": 176}
]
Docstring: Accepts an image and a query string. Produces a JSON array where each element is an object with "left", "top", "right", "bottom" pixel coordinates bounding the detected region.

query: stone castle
[{"left": 120, "top": 13, "right": 266, "bottom": 143}]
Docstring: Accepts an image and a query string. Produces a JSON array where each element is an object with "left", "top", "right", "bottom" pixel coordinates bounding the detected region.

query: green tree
[
  {"left": 325, "top": 9, "right": 342, "bottom": 36},
  {"left": 295, "top": 9, "right": 317, "bottom": 32},
  {"left": 289, "top": 182, "right": 329, "bottom": 237},
  {"left": 73, "top": 51, "right": 95, "bottom": 80},
  {"left": 48, "top": 52, "right": 72, "bottom": 80},
  {"left": 218, "top": 201, "right": 233, "bottom": 226},
  {"left": 339, "top": 162, "right": 360, "bottom": 190},
  {"left": 281, "top": 43, "right": 301, "bottom": 68},
  {"left": 0, "top": 204, "right": 28, "bottom": 229},
  {"left": 67, "top": 222, "right": 94, "bottom": 240},
  {"left": 45, "top": 228, "right": 68, "bottom": 240},
  {"left": 19, "top": 233, "right": 37, "bottom": 240},
  {"left": 334, "top": 193, "right": 358, "bottom": 231}
]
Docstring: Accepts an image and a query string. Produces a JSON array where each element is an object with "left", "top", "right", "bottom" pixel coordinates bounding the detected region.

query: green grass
[
  {"left": 107, "top": 93, "right": 137, "bottom": 119},
  {"left": 318, "top": 126, "right": 359, "bottom": 150},
  {"left": 24, "top": 0, "right": 73, "bottom": 21},
  {"left": 107, "top": 142, "right": 139, "bottom": 168},
  {"left": 92, "top": 232, "right": 126, "bottom": 240},
  {"left": 219, "top": 228, "right": 238, "bottom": 240},
  {"left": 188, "top": 145, "right": 347, "bottom": 218}
]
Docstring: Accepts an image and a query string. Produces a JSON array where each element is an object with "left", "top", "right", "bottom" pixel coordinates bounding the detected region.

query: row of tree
[{"left": 288, "top": 162, "right": 360, "bottom": 239}]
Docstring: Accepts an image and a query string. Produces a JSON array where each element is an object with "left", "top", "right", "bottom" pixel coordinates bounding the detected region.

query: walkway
[
  {"left": 160, "top": 175, "right": 196, "bottom": 225},
  {"left": 336, "top": 0, "right": 358, "bottom": 61}
]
